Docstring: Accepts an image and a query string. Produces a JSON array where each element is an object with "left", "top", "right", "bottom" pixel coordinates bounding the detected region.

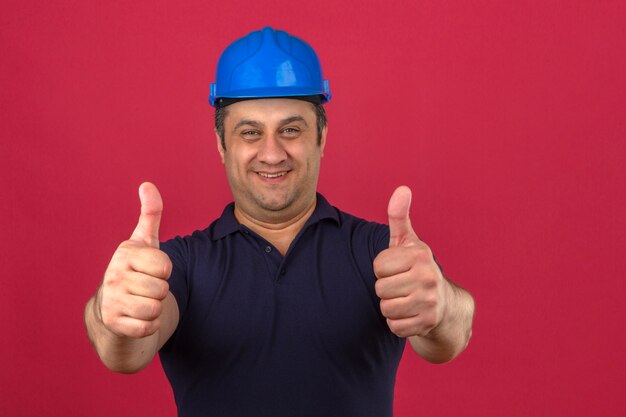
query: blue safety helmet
[{"left": 209, "top": 27, "right": 331, "bottom": 107}]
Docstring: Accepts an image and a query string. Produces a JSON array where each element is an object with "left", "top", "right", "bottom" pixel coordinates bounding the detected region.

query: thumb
[
  {"left": 388, "top": 185, "right": 417, "bottom": 247},
  {"left": 130, "top": 182, "right": 163, "bottom": 248}
]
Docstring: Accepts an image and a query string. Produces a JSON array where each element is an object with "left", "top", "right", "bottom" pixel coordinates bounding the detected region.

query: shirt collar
[{"left": 212, "top": 193, "right": 339, "bottom": 240}]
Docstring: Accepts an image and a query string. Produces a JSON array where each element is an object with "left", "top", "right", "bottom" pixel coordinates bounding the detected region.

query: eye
[
  {"left": 281, "top": 127, "right": 301, "bottom": 137},
  {"left": 241, "top": 130, "right": 261, "bottom": 141}
]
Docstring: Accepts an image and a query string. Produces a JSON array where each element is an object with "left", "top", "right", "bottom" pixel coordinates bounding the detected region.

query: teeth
[{"left": 259, "top": 172, "right": 286, "bottom": 178}]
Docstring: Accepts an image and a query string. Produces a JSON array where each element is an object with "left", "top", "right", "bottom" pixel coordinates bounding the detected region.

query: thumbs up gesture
[
  {"left": 373, "top": 186, "right": 447, "bottom": 338},
  {"left": 95, "top": 182, "right": 173, "bottom": 339}
]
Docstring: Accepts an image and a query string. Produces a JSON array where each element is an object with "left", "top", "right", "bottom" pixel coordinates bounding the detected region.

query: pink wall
[{"left": 1, "top": 1, "right": 624, "bottom": 415}]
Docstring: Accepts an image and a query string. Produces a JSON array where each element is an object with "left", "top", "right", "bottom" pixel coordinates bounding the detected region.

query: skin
[
  {"left": 84, "top": 97, "right": 474, "bottom": 374},
  {"left": 375, "top": 186, "right": 475, "bottom": 363},
  {"left": 216, "top": 98, "right": 327, "bottom": 254},
  {"left": 83, "top": 183, "right": 178, "bottom": 373}
]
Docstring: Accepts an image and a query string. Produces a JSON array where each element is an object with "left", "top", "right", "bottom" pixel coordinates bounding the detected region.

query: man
[{"left": 85, "top": 27, "right": 474, "bottom": 416}]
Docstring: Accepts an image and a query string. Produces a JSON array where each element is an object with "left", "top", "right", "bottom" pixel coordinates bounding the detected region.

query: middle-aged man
[{"left": 85, "top": 27, "right": 475, "bottom": 417}]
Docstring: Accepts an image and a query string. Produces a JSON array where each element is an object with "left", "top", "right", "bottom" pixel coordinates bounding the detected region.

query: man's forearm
[
  {"left": 84, "top": 294, "right": 159, "bottom": 374},
  {"left": 408, "top": 279, "right": 475, "bottom": 363}
]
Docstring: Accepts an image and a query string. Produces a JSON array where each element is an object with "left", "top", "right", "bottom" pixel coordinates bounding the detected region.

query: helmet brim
[{"left": 210, "top": 87, "right": 330, "bottom": 107}]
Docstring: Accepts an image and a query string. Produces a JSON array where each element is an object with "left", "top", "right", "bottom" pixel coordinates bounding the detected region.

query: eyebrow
[
  {"left": 232, "top": 119, "right": 263, "bottom": 132},
  {"left": 279, "top": 116, "right": 308, "bottom": 127},
  {"left": 232, "top": 115, "right": 309, "bottom": 133}
]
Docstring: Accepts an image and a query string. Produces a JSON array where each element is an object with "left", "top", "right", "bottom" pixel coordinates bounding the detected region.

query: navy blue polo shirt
[{"left": 159, "top": 194, "right": 405, "bottom": 417}]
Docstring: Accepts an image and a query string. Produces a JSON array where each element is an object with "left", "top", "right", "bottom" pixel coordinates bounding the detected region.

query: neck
[{"left": 234, "top": 197, "right": 317, "bottom": 256}]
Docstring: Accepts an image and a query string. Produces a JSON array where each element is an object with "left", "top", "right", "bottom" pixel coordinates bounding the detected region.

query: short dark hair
[{"left": 215, "top": 99, "right": 327, "bottom": 150}]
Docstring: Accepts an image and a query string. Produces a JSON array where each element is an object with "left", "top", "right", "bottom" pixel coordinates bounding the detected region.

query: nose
[{"left": 257, "top": 134, "right": 287, "bottom": 165}]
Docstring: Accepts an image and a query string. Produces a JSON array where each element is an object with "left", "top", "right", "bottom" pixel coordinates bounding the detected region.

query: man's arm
[
  {"left": 374, "top": 186, "right": 475, "bottom": 364},
  {"left": 407, "top": 278, "right": 474, "bottom": 363},
  {"left": 84, "top": 291, "right": 179, "bottom": 373},
  {"left": 84, "top": 182, "right": 179, "bottom": 373}
]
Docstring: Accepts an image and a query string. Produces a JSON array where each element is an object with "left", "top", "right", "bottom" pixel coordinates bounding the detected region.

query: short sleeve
[
  {"left": 372, "top": 223, "right": 390, "bottom": 259},
  {"left": 160, "top": 236, "right": 190, "bottom": 324}
]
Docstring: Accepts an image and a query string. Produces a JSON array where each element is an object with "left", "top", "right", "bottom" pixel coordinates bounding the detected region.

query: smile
[{"left": 257, "top": 171, "right": 288, "bottom": 178}]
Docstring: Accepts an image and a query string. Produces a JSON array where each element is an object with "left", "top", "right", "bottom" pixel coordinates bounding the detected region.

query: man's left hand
[{"left": 373, "top": 186, "right": 448, "bottom": 338}]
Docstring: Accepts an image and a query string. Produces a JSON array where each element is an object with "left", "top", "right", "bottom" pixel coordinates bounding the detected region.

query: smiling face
[{"left": 217, "top": 98, "right": 327, "bottom": 225}]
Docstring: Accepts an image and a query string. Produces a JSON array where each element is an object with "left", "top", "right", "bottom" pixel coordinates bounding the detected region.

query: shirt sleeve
[
  {"left": 372, "top": 223, "right": 390, "bottom": 258},
  {"left": 160, "top": 236, "right": 190, "bottom": 324}
]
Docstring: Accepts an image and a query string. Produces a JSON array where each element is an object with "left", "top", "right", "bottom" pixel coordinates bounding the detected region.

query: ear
[
  {"left": 215, "top": 129, "right": 225, "bottom": 164},
  {"left": 320, "top": 125, "right": 328, "bottom": 157}
]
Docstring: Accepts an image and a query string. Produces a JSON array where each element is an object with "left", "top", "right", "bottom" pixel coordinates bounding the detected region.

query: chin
[{"left": 257, "top": 197, "right": 293, "bottom": 212}]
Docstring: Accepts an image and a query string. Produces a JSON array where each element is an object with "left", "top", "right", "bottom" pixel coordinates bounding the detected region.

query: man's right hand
[{"left": 95, "top": 182, "right": 172, "bottom": 339}]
